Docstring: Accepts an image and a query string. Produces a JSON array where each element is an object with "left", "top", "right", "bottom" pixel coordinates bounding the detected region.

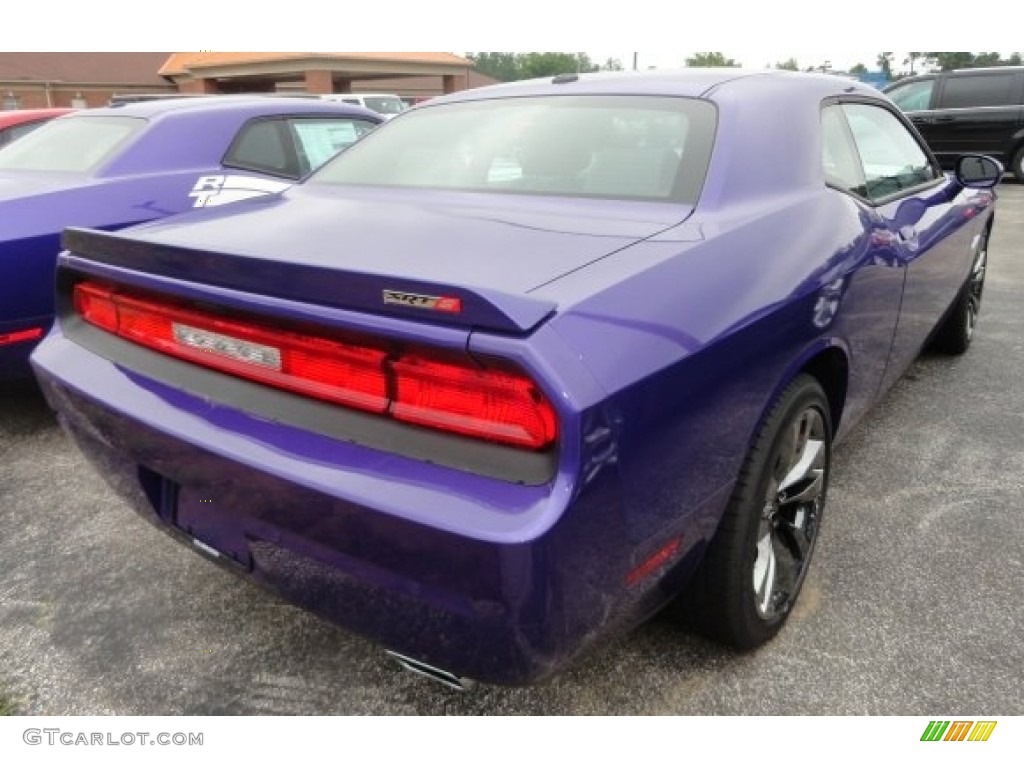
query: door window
[
  {"left": 821, "top": 105, "right": 867, "bottom": 196},
  {"left": 841, "top": 103, "right": 938, "bottom": 201},
  {"left": 886, "top": 79, "right": 935, "bottom": 111},
  {"left": 225, "top": 116, "right": 378, "bottom": 178},
  {"left": 290, "top": 118, "right": 376, "bottom": 173}
]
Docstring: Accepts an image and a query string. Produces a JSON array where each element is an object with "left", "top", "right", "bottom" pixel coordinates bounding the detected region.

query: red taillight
[
  {"left": 0, "top": 327, "right": 45, "bottom": 346},
  {"left": 74, "top": 283, "right": 118, "bottom": 333},
  {"left": 72, "top": 281, "right": 558, "bottom": 450},
  {"left": 391, "top": 356, "right": 557, "bottom": 449},
  {"left": 74, "top": 282, "right": 387, "bottom": 413}
]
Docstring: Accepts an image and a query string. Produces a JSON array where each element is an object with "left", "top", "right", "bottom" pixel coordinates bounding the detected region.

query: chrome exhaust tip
[{"left": 386, "top": 650, "right": 474, "bottom": 691}]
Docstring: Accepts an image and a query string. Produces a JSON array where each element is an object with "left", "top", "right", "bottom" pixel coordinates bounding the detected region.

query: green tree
[
  {"left": 903, "top": 52, "right": 930, "bottom": 75},
  {"left": 876, "top": 52, "right": 894, "bottom": 78},
  {"left": 467, "top": 52, "right": 600, "bottom": 82},
  {"left": 973, "top": 52, "right": 1002, "bottom": 67},
  {"left": 601, "top": 57, "right": 624, "bottom": 71},
  {"left": 775, "top": 58, "right": 799, "bottom": 71},
  {"left": 517, "top": 52, "right": 598, "bottom": 79},
  {"left": 686, "top": 52, "right": 740, "bottom": 67},
  {"left": 849, "top": 63, "right": 868, "bottom": 75},
  {"left": 466, "top": 52, "right": 519, "bottom": 81},
  {"left": 924, "top": 51, "right": 1023, "bottom": 69},
  {"left": 926, "top": 52, "right": 976, "bottom": 71}
]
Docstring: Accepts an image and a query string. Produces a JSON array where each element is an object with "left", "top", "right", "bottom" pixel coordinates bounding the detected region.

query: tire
[
  {"left": 931, "top": 230, "right": 988, "bottom": 355},
  {"left": 675, "top": 374, "right": 832, "bottom": 649},
  {"left": 1012, "top": 146, "right": 1024, "bottom": 183}
]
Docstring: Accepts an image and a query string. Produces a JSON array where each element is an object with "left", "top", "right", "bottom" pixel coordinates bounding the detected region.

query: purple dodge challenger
[
  {"left": 31, "top": 71, "right": 999, "bottom": 687},
  {"left": 0, "top": 96, "right": 381, "bottom": 380}
]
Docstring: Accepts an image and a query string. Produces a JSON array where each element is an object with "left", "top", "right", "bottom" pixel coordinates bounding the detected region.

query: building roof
[
  {"left": 161, "top": 52, "right": 471, "bottom": 77},
  {"left": 0, "top": 53, "right": 172, "bottom": 85}
]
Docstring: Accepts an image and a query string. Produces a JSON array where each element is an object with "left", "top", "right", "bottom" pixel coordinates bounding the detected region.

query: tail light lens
[
  {"left": 74, "top": 282, "right": 387, "bottom": 413},
  {"left": 73, "top": 281, "right": 557, "bottom": 450},
  {"left": 391, "top": 356, "right": 557, "bottom": 449}
]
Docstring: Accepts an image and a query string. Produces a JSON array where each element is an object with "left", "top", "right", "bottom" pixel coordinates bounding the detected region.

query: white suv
[{"left": 320, "top": 93, "right": 407, "bottom": 119}]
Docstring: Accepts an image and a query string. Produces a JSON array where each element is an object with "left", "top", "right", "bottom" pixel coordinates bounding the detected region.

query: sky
[{"left": 4, "top": 1, "right": 1021, "bottom": 69}]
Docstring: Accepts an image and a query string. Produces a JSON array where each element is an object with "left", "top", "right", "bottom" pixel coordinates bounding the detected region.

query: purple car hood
[{"left": 66, "top": 185, "right": 693, "bottom": 332}]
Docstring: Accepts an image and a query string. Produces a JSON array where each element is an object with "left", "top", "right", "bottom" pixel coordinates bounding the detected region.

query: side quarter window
[
  {"left": 821, "top": 105, "right": 867, "bottom": 197},
  {"left": 939, "top": 73, "right": 1016, "bottom": 108},
  {"left": 223, "top": 119, "right": 297, "bottom": 178},
  {"left": 841, "top": 103, "right": 938, "bottom": 202}
]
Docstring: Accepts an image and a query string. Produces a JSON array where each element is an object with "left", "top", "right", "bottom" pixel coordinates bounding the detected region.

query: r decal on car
[{"left": 188, "top": 175, "right": 292, "bottom": 208}]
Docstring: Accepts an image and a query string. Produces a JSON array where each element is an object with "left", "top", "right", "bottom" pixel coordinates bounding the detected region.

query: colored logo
[
  {"left": 382, "top": 290, "right": 462, "bottom": 314},
  {"left": 921, "top": 720, "right": 997, "bottom": 742}
]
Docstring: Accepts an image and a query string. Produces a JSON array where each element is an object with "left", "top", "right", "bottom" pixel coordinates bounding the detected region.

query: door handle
[{"left": 932, "top": 115, "right": 956, "bottom": 123}]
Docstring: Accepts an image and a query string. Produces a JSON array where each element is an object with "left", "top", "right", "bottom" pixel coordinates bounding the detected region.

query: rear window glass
[
  {"left": 0, "top": 115, "right": 143, "bottom": 172},
  {"left": 311, "top": 95, "right": 717, "bottom": 204},
  {"left": 3, "top": 119, "right": 48, "bottom": 145}
]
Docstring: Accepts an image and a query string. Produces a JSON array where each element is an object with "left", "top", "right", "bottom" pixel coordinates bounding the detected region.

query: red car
[{"left": 0, "top": 108, "right": 72, "bottom": 148}]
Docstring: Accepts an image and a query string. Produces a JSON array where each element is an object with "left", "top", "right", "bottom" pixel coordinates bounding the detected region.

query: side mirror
[{"left": 955, "top": 155, "right": 1003, "bottom": 189}]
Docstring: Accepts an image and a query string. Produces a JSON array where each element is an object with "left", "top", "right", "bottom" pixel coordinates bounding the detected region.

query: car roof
[
  {"left": 84, "top": 95, "right": 378, "bottom": 121},
  {"left": 427, "top": 69, "right": 879, "bottom": 105},
  {"left": 885, "top": 65, "right": 1024, "bottom": 90},
  {"left": 0, "top": 108, "right": 74, "bottom": 128}
]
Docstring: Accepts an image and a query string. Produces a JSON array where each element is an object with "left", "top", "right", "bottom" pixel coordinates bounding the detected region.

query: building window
[{"left": 2, "top": 93, "right": 20, "bottom": 110}]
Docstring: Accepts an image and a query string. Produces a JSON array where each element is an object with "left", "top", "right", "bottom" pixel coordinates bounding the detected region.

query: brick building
[
  {"left": 0, "top": 53, "right": 175, "bottom": 109},
  {"left": 0, "top": 53, "right": 493, "bottom": 110},
  {"left": 162, "top": 52, "right": 490, "bottom": 101}
]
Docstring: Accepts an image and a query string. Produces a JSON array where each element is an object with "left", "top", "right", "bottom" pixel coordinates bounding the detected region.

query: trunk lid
[{"left": 64, "top": 185, "right": 691, "bottom": 333}]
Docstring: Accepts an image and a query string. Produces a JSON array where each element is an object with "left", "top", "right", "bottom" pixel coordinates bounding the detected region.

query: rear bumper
[{"left": 32, "top": 332, "right": 707, "bottom": 685}]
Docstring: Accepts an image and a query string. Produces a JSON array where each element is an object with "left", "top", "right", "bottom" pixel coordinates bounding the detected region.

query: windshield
[
  {"left": 311, "top": 95, "right": 717, "bottom": 203},
  {"left": 0, "top": 115, "right": 144, "bottom": 173},
  {"left": 363, "top": 97, "right": 406, "bottom": 115}
]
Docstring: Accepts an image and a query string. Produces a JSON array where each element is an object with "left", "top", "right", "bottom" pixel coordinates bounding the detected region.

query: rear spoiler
[{"left": 61, "top": 228, "right": 556, "bottom": 335}]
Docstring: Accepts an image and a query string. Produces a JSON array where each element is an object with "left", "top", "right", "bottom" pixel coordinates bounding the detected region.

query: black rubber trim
[{"left": 55, "top": 277, "right": 557, "bottom": 486}]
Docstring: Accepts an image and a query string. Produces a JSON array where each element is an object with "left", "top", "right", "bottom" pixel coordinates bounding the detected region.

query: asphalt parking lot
[{"left": 1, "top": 184, "right": 1022, "bottom": 716}]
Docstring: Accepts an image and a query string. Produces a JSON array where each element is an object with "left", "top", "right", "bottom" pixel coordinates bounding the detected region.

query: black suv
[{"left": 884, "top": 66, "right": 1024, "bottom": 180}]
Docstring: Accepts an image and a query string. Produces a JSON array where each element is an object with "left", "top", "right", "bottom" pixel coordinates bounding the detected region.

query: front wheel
[{"left": 676, "top": 374, "right": 832, "bottom": 648}]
